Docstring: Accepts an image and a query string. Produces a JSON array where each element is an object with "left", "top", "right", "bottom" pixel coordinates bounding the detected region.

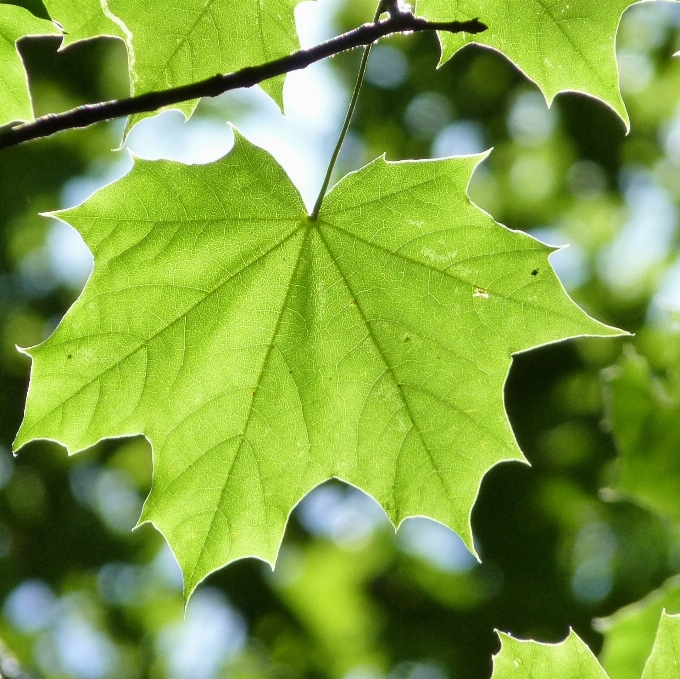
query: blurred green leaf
[
  {"left": 274, "top": 540, "right": 388, "bottom": 675},
  {"left": 605, "top": 343, "right": 680, "bottom": 524}
]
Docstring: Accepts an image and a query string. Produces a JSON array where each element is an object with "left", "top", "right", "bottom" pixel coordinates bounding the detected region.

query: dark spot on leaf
[
  {"left": 404, "top": 334, "right": 411, "bottom": 342},
  {"left": 531, "top": 268, "right": 539, "bottom": 276},
  {"left": 67, "top": 354, "right": 72, "bottom": 359}
]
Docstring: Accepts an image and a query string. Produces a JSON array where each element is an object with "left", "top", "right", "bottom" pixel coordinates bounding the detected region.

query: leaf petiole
[{"left": 310, "top": 1, "right": 384, "bottom": 221}]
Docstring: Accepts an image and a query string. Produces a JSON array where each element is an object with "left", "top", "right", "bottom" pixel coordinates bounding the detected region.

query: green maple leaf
[
  {"left": 14, "top": 133, "right": 620, "bottom": 596},
  {"left": 415, "top": 0, "right": 638, "bottom": 127},
  {"left": 642, "top": 612, "right": 680, "bottom": 679},
  {"left": 42, "top": 0, "right": 304, "bottom": 130},
  {"left": 491, "top": 612, "right": 680, "bottom": 678},
  {"left": 101, "top": 0, "right": 303, "bottom": 132},
  {"left": 42, "top": 0, "right": 126, "bottom": 46},
  {"left": 491, "top": 630, "right": 609, "bottom": 678},
  {"left": 605, "top": 344, "right": 680, "bottom": 524},
  {"left": 597, "top": 574, "right": 680, "bottom": 679},
  {"left": 0, "top": 4, "right": 60, "bottom": 127}
]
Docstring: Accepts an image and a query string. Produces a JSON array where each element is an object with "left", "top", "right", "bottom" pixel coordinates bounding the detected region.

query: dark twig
[{"left": 0, "top": 13, "right": 486, "bottom": 150}]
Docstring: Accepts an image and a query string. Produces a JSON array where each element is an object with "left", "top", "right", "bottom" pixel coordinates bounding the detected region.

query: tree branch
[{"left": 0, "top": 12, "right": 486, "bottom": 151}]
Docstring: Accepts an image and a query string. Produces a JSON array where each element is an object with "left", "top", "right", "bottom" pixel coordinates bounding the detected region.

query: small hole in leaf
[{"left": 531, "top": 268, "right": 539, "bottom": 276}]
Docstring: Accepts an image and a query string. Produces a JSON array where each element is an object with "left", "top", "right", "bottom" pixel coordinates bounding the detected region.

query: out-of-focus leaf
[
  {"left": 274, "top": 541, "right": 388, "bottom": 675},
  {"left": 605, "top": 345, "right": 680, "bottom": 524},
  {"left": 42, "top": 0, "right": 125, "bottom": 46}
]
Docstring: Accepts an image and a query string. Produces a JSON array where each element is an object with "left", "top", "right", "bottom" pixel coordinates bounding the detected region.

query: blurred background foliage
[{"left": 1, "top": 0, "right": 680, "bottom": 677}]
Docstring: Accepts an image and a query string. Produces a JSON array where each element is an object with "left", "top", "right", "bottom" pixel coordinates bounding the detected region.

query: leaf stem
[{"left": 310, "top": 3, "right": 383, "bottom": 220}]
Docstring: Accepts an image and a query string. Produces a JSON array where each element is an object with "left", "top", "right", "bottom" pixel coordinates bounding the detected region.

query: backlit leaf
[
  {"left": 491, "top": 630, "right": 608, "bottom": 678},
  {"left": 491, "top": 613, "right": 680, "bottom": 679},
  {"left": 42, "top": 0, "right": 125, "bottom": 46},
  {"left": 597, "top": 576, "right": 680, "bottom": 679},
  {"left": 415, "top": 0, "right": 637, "bottom": 127},
  {"left": 104, "top": 0, "right": 303, "bottom": 132},
  {"left": 0, "top": 4, "right": 60, "bottom": 127},
  {"left": 641, "top": 612, "right": 680, "bottom": 679},
  {"left": 14, "top": 133, "right": 620, "bottom": 597}
]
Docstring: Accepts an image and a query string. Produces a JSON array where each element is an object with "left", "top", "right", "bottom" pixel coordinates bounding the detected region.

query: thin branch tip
[{"left": 0, "top": 12, "right": 488, "bottom": 151}]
